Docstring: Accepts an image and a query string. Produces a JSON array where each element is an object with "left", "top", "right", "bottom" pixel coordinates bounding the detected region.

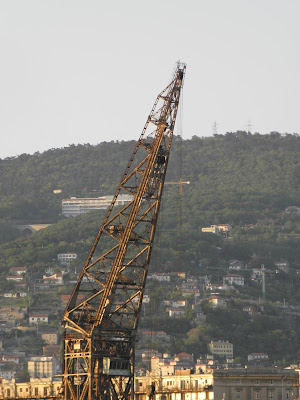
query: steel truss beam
[{"left": 61, "top": 63, "right": 186, "bottom": 400}]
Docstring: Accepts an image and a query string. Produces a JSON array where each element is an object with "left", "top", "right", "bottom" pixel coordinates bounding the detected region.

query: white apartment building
[
  {"left": 57, "top": 252, "right": 77, "bottom": 264},
  {"left": 223, "top": 274, "right": 244, "bottom": 286},
  {"left": 62, "top": 194, "right": 132, "bottom": 217}
]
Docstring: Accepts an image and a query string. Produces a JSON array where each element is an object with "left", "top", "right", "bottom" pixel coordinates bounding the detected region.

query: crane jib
[{"left": 61, "top": 62, "right": 186, "bottom": 400}]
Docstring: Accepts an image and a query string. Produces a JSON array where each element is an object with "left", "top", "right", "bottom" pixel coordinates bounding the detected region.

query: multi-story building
[
  {"left": 208, "top": 340, "right": 233, "bottom": 358},
  {"left": 223, "top": 274, "right": 244, "bottom": 286},
  {"left": 135, "top": 370, "right": 214, "bottom": 400},
  {"left": 213, "top": 368, "right": 298, "bottom": 400},
  {"left": 0, "top": 368, "right": 298, "bottom": 400},
  {"left": 0, "top": 377, "right": 62, "bottom": 399},
  {"left": 57, "top": 252, "right": 77, "bottom": 264},
  {"left": 27, "top": 356, "right": 56, "bottom": 378},
  {"left": 62, "top": 194, "right": 132, "bottom": 217}
]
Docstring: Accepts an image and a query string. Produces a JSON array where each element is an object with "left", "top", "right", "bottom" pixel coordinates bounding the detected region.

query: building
[
  {"left": 223, "top": 274, "right": 244, "bottom": 286},
  {"left": 248, "top": 353, "right": 269, "bottom": 362},
  {"left": 166, "top": 308, "right": 185, "bottom": 317},
  {"left": 29, "top": 313, "right": 48, "bottom": 325},
  {"left": 202, "top": 225, "right": 220, "bottom": 234},
  {"left": 8, "top": 266, "right": 27, "bottom": 275},
  {"left": 28, "top": 356, "right": 56, "bottom": 378},
  {"left": 42, "top": 272, "right": 63, "bottom": 285},
  {"left": 147, "top": 273, "right": 171, "bottom": 282},
  {"left": 274, "top": 260, "right": 290, "bottom": 273},
  {"left": 202, "top": 224, "right": 232, "bottom": 234},
  {"left": 62, "top": 194, "right": 132, "bottom": 217},
  {"left": 213, "top": 368, "right": 298, "bottom": 400},
  {"left": 0, "top": 377, "right": 62, "bottom": 399},
  {"left": 229, "top": 260, "right": 244, "bottom": 271},
  {"left": 6, "top": 275, "right": 23, "bottom": 282},
  {"left": 207, "top": 296, "right": 227, "bottom": 308},
  {"left": 0, "top": 371, "right": 16, "bottom": 380},
  {"left": 39, "top": 327, "right": 58, "bottom": 345},
  {"left": 135, "top": 371, "right": 214, "bottom": 400},
  {"left": 208, "top": 340, "right": 233, "bottom": 358},
  {"left": 140, "top": 330, "right": 171, "bottom": 343},
  {"left": 57, "top": 252, "right": 77, "bottom": 264}
]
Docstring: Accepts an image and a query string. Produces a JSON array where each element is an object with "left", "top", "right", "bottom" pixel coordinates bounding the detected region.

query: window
[
  {"left": 269, "top": 391, "right": 273, "bottom": 399},
  {"left": 236, "top": 391, "right": 241, "bottom": 399},
  {"left": 255, "top": 391, "right": 260, "bottom": 399}
]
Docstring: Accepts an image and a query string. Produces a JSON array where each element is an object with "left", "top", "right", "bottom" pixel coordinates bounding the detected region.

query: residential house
[
  {"left": 42, "top": 273, "right": 63, "bottom": 285},
  {"left": 8, "top": 267, "right": 27, "bottom": 275},
  {"left": 223, "top": 274, "right": 244, "bottom": 286},
  {"left": 29, "top": 314, "right": 48, "bottom": 325},
  {"left": 274, "top": 260, "right": 290, "bottom": 273},
  {"left": 207, "top": 296, "right": 227, "bottom": 308},
  {"left": 166, "top": 308, "right": 185, "bottom": 317},
  {"left": 229, "top": 259, "right": 244, "bottom": 271}
]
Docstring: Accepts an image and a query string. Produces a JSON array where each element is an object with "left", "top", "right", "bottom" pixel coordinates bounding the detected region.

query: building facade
[
  {"left": 213, "top": 368, "right": 298, "bottom": 400},
  {"left": 208, "top": 341, "right": 233, "bottom": 358},
  {"left": 28, "top": 356, "right": 56, "bottom": 378},
  {"left": 62, "top": 194, "right": 132, "bottom": 217}
]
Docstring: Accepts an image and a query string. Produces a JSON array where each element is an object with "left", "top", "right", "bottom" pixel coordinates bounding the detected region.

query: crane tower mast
[{"left": 61, "top": 62, "right": 186, "bottom": 400}]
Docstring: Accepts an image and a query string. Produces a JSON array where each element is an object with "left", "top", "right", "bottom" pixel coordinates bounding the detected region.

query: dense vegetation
[{"left": 1, "top": 132, "right": 300, "bottom": 364}]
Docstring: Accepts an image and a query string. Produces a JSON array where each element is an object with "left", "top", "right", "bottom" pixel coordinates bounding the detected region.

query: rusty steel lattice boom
[{"left": 61, "top": 63, "right": 186, "bottom": 400}]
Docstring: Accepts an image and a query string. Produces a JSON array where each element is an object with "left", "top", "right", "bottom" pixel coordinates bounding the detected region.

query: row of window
[{"left": 236, "top": 390, "right": 292, "bottom": 399}]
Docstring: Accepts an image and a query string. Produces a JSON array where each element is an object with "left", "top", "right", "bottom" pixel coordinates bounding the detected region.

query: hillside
[{"left": 1, "top": 132, "right": 300, "bottom": 366}]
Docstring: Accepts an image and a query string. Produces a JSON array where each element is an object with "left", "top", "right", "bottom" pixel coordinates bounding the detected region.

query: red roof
[
  {"left": 9, "top": 266, "right": 27, "bottom": 272},
  {"left": 29, "top": 314, "right": 48, "bottom": 318}
]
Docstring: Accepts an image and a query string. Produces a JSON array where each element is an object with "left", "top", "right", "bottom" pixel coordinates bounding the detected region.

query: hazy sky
[{"left": 1, "top": 1, "right": 299, "bottom": 159}]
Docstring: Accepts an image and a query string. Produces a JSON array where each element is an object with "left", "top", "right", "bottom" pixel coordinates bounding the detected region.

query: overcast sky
[{"left": 0, "top": 0, "right": 299, "bottom": 159}]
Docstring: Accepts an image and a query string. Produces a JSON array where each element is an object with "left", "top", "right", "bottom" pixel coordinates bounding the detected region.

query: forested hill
[
  {"left": 2, "top": 132, "right": 300, "bottom": 364},
  {"left": 1, "top": 132, "right": 300, "bottom": 226}
]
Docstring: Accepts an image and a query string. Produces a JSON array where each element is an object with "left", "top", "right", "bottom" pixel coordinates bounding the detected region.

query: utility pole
[{"left": 262, "top": 264, "right": 266, "bottom": 300}]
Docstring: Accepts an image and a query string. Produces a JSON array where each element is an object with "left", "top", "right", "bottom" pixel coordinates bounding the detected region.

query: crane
[{"left": 61, "top": 62, "right": 186, "bottom": 400}]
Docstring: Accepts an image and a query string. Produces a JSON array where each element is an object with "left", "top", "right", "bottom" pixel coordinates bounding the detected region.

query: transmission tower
[{"left": 61, "top": 63, "right": 186, "bottom": 400}]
